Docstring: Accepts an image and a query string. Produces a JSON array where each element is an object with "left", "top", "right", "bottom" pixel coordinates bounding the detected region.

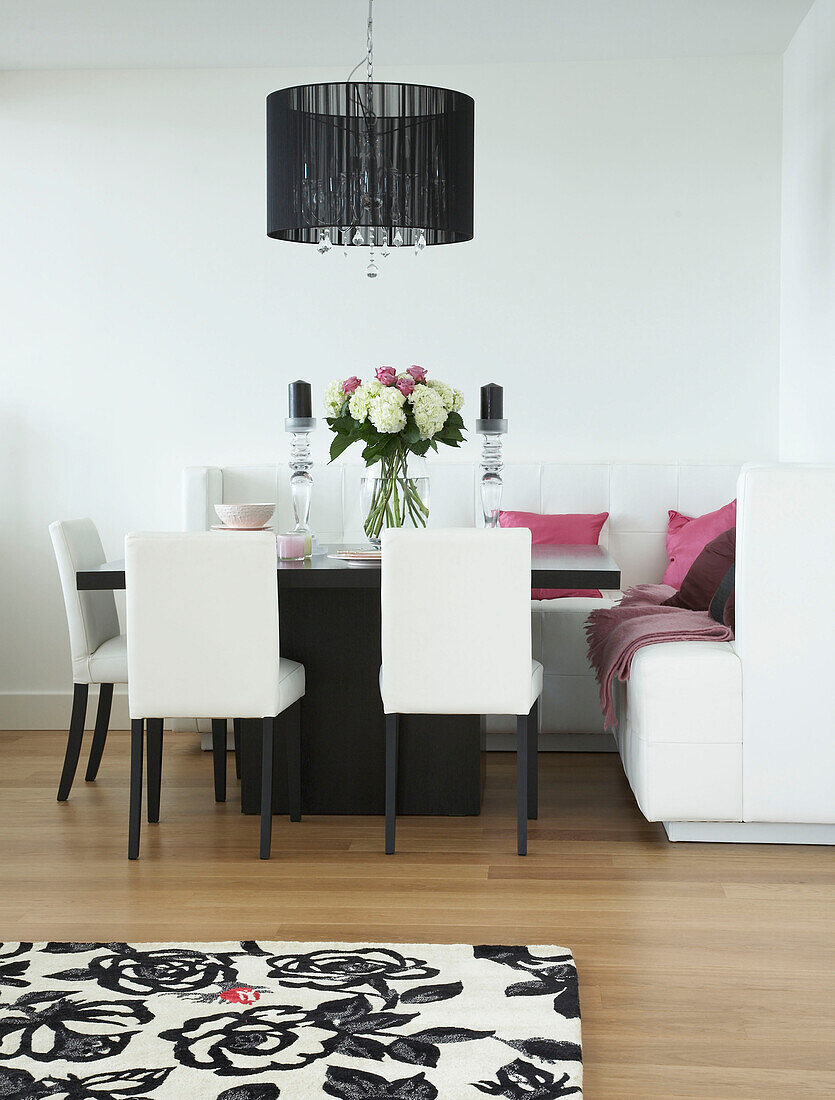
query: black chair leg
[
  {"left": 233, "top": 719, "right": 242, "bottom": 780},
  {"left": 128, "top": 719, "right": 144, "bottom": 859},
  {"left": 211, "top": 719, "right": 227, "bottom": 802},
  {"left": 385, "top": 713, "right": 399, "bottom": 855},
  {"left": 528, "top": 698, "right": 539, "bottom": 821},
  {"left": 260, "top": 716, "right": 275, "bottom": 859},
  {"left": 146, "top": 719, "right": 163, "bottom": 823},
  {"left": 85, "top": 682, "right": 112, "bottom": 782},
  {"left": 57, "top": 683, "right": 88, "bottom": 801},
  {"left": 516, "top": 713, "right": 529, "bottom": 856},
  {"left": 285, "top": 701, "right": 301, "bottom": 822}
]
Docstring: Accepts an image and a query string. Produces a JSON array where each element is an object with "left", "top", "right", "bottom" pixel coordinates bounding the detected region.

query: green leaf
[
  {"left": 329, "top": 433, "right": 355, "bottom": 462},
  {"left": 436, "top": 427, "right": 463, "bottom": 443},
  {"left": 330, "top": 412, "right": 356, "bottom": 434},
  {"left": 361, "top": 441, "right": 383, "bottom": 464}
]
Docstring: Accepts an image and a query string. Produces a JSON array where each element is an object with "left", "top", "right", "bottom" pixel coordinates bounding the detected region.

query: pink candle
[{"left": 277, "top": 533, "right": 306, "bottom": 561}]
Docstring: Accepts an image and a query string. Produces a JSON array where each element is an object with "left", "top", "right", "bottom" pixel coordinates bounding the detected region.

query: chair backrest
[
  {"left": 380, "top": 527, "right": 533, "bottom": 715},
  {"left": 125, "top": 532, "right": 280, "bottom": 720},
  {"left": 49, "top": 519, "right": 120, "bottom": 683},
  {"left": 735, "top": 463, "right": 835, "bottom": 823}
]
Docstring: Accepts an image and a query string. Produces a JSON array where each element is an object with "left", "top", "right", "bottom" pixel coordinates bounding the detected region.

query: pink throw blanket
[{"left": 585, "top": 584, "right": 734, "bottom": 730}]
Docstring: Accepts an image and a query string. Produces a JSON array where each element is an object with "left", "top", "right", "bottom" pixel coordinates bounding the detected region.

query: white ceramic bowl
[{"left": 214, "top": 503, "right": 275, "bottom": 529}]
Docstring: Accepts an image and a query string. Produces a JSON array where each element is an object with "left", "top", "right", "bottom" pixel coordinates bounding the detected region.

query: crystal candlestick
[
  {"left": 476, "top": 416, "right": 507, "bottom": 528},
  {"left": 285, "top": 414, "right": 320, "bottom": 554}
]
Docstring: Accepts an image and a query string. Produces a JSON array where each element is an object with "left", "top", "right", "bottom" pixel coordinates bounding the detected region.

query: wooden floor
[{"left": 1, "top": 730, "right": 834, "bottom": 1098}]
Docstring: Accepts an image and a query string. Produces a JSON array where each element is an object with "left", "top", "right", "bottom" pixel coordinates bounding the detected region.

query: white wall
[
  {"left": 779, "top": 0, "right": 835, "bottom": 460},
  {"left": 0, "top": 57, "right": 781, "bottom": 726}
]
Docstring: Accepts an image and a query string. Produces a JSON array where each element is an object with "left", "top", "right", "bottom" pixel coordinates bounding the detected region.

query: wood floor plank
[{"left": 0, "top": 730, "right": 833, "bottom": 1099}]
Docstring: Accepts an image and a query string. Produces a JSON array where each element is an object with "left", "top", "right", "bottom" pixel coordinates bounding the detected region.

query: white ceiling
[{"left": 0, "top": 0, "right": 814, "bottom": 71}]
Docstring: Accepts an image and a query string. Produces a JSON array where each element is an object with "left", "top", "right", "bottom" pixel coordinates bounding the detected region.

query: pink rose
[
  {"left": 395, "top": 375, "right": 415, "bottom": 397},
  {"left": 407, "top": 365, "right": 427, "bottom": 383},
  {"left": 342, "top": 376, "right": 361, "bottom": 396},
  {"left": 376, "top": 366, "right": 397, "bottom": 386}
]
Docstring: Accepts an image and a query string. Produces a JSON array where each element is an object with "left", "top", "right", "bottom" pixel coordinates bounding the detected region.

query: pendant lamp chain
[
  {"left": 367, "top": 0, "right": 374, "bottom": 84},
  {"left": 364, "top": 0, "right": 379, "bottom": 275}
]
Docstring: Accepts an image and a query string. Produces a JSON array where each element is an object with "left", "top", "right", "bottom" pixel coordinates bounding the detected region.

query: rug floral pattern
[{"left": 0, "top": 941, "right": 582, "bottom": 1099}]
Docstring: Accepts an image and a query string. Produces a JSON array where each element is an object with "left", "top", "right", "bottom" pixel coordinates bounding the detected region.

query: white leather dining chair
[
  {"left": 125, "top": 531, "right": 305, "bottom": 860},
  {"left": 49, "top": 519, "right": 127, "bottom": 801},
  {"left": 380, "top": 527, "right": 543, "bottom": 856}
]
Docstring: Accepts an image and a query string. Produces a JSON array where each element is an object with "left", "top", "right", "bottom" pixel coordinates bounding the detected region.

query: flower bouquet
[{"left": 324, "top": 366, "right": 466, "bottom": 541}]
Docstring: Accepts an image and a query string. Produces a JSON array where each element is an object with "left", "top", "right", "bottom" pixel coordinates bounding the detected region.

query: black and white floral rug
[{"left": 0, "top": 940, "right": 582, "bottom": 1099}]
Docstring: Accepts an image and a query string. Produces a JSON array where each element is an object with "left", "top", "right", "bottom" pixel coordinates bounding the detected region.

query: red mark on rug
[{"left": 220, "top": 986, "right": 261, "bottom": 1004}]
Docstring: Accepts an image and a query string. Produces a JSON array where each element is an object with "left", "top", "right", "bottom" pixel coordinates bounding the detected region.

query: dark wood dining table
[{"left": 77, "top": 544, "right": 620, "bottom": 817}]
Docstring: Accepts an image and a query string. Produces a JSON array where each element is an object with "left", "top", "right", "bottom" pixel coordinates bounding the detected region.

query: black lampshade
[{"left": 267, "top": 82, "right": 474, "bottom": 247}]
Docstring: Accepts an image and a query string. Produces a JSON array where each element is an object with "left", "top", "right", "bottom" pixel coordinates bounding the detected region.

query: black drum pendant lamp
[{"left": 266, "top": 0, "right": 474, "bottom": 277}]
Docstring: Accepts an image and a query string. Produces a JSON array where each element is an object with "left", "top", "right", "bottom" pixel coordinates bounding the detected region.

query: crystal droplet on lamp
[
  {"left": 381, "top": 229, "right": 391, "bottom": 258},
  {"left": 317, "top": 229, "right": 332, "bottom": 254},
  {"left": 341, "top": 226, "right": 350, "bottom": 257},
  {"left": 415, "top": 230, "right": 426, "bottom": 254},
  {"left": 393, "top": 228, "right": 403, "bottom": 248},
  {"left": 353, "top": 228, "right": 364, "bottom": 246}
]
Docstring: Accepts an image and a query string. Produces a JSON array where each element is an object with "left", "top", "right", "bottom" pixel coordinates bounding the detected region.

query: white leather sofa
[
  {"left": 615, "top": 464, "right": 835, "bottom": 844},
  {"left": 183, "top": 460, "right": 740, "bottom": 749}
]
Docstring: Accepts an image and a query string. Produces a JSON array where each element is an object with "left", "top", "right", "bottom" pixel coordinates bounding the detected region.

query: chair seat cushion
[
  {"left": 529, "top": 659, "right": 544, "bottom": 707},
  {"left": 380, "top": 660, "right": 543, "bottom": 715},
  {"left": 88, "top": 634, "right": 128, "bottom": 685},
  {"left": 278, "top": 657, "right": 305, "bottom": 713}
]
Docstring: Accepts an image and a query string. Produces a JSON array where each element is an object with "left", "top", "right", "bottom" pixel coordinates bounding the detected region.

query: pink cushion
[
  {"left": 661, "top": 500, "right": 737, "bottom": 589},
  {"left": 498, "top": 510, "right": 609, "bottom": 599}
]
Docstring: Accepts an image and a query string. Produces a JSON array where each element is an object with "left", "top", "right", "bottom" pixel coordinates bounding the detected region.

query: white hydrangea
[
  {"left": 368, "top": 386, "right": 407, "bottom": 434},
  {"left": 426, "top": 378, "right": 465, "bottom": 414},
  {"left": 409, "top": 384, "right": 448, "bottom": 439},
  {"left": 348, "top": 379, "right": 383, "bottom": 423},
  {"left": 324, "top": 379, "right": 347, "bottom": 418},
  {"left": 426, "top": 378, "right": 454, "bottom": 411}
]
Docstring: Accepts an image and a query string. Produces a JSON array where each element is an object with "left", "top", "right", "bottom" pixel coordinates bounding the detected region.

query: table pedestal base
[{"left": 239, "top": 587, "right": 484, "bottom": 815}]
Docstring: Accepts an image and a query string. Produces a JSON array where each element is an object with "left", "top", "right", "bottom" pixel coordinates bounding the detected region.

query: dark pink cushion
[
  {"left": 663, "top": 527, "right": 735, "bottom": 611},
  {"left": 661, "top": 500, "right": 737, "bottom": 589},
  {"left": 498, "top": 510, "right": 609, "bottom": 599}
]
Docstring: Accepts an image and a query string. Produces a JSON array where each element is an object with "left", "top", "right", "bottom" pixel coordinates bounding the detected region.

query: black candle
[
  {"left": 480, "top": 383, "right": 503, "bottom": 420},
  {"left": 288, "top": 379, "right": 312, "bottom": 419}
]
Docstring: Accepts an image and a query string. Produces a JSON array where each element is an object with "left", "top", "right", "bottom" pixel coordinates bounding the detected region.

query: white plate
[{"left": 328, "top": 552, "right": 382, "bottom": 563}]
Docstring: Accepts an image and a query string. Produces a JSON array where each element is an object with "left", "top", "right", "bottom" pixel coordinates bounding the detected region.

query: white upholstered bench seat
[{"left": 614, "top": 640, "right": 742, "bottom": 822}]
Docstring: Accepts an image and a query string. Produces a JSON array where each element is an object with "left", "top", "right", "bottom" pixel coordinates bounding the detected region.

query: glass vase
[{"left": 361, "top": 453, "right": 430, "bottom": 545}]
